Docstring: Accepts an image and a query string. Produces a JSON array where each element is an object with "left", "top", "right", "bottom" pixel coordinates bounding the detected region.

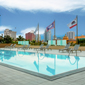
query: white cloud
[
  {"left": 0, "top": 0, "right": 85, "bottom": 12},
  {"left": 20, "top": 27, "right": 45, "bottom": 38},
  {"left": 16, "top": 34, "right": 24, "bottom": 38},
  {"left": 0, "top": 26, "right": 12, "bottom": 32}
]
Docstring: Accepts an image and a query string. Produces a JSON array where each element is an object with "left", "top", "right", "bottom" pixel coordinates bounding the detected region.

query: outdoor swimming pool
[{"left": 0, "top": 50, "right": 85, "bottom": 80}]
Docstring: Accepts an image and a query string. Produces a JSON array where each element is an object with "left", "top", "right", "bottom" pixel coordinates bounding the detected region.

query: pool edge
[{"left": 0, "top": 62, "right": 85, "bottom": 81}]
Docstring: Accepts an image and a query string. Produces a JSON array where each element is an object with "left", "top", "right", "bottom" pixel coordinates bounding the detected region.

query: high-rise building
[
  {"left": 4, "top": 29, "right": 16, "bottom": 40},
  {"left": 67, "top": 31, "right": 75, "bottom": 39},
  {"left": 25, "top": 32, "right": 35, "bottom": 41},
  {"left": 44, "top": 29, "right": 51, "bottom": 42},
  {"left": 35, "top": 34, "right": 41, "bottom": 41}
]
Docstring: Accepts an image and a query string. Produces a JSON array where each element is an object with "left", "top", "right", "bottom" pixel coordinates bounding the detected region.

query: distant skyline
[{"left": 0, "top": 0, "right": 85, "bottom": 40}]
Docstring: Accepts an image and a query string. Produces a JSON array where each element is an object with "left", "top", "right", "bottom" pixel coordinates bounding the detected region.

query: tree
[
  {"left": 17, "top": 35, "right": 24, "bottom": 41},
  {"left": 28, "top": 39, "right": 30, "bottom": 44},
  {"left": 4, "top": 35, "right": 13, "bottom": 43},
  {"left": 0, "top": 38, "right": 4, "bottom": 43},
  {"left": 31, "top": 40, "right": 36, "bottom": 43}
]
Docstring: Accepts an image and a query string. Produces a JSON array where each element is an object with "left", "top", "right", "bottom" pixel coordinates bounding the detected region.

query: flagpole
[
  {"left": 54, "top": 20, "right": 55, "bottom": 39},
  {"left": 76, "top": 15, "right": 78, "bottom": 44},
  {"left": 38, "top": 23, "right": 39, "bottom": 42}
]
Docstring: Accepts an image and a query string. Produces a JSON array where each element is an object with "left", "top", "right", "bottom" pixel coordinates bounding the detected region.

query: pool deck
[{"left": 0, "top": 48, "right": 85, "bottom": 85}]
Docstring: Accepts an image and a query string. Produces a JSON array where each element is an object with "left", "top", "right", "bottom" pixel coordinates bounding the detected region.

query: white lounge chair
[
  {"left": 34, "top": 44, "right": 44, "bottom": 50},
  {"left": 40, "top": 44, "right": 51, "bottom": 51},
  {"left": 24, "top": 44, "right": 30, "bottom": 50},
  {"left": 12, "top": 44, "right": 16, "bottom": 48},
  {"left": 9, "top": 44, "right": 16, "bottom": 49},
  {"left": 5, "top": 44, "right": 13, "bottom": 48},
  {"left": 17, "top": 45, "right": 26, "bottom": 51},
  {"left": 70, "top": 44, "right": 81, "bottom": 53},
  {"left": 59, "top": 44, "right": 70, "bottom": 52}
]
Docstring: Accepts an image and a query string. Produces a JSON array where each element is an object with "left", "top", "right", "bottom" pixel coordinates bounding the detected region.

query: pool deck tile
[{"left": 0, "top": 63, "right": 85, "bottom": 85}]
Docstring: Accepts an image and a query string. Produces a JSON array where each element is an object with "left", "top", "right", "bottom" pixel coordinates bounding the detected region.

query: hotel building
[
  {"left": 67, "top": 31, "right": 75, "bottom": 39},
  {"left": 25, "top": 32, "right": 35, "bottom": 41},
  {"left": 4, "top": 29, "right": 16, "bottom": 40},
  {"left": 44, "top": 29, "right": 51, "bottom": 42}
]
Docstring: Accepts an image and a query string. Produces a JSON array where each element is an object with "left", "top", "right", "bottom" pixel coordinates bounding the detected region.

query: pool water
[{"left": 0, "top": 50, "right": 85, "bottom": 76}]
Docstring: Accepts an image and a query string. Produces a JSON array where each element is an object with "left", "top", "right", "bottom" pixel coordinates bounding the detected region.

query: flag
[
  {"left": 34, "top": 24, "right": 39, "bottom": 34},
  {"left": 67, "top": 18, "right": 77, "bottom": 29},
  {"left": 46, "top": 21, "right": 55, "bottom": 32}
]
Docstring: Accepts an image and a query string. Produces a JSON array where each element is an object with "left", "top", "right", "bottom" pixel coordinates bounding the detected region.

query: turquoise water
[{"left": 0, "top": 50, "right": 85, "bottom": 76}]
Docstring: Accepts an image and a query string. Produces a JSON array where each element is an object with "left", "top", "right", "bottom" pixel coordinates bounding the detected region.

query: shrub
[
  {"left": 4, "top": 35, "right": 13, "bottom": 43},
  {"left": 43, "top": 42, "right": 47, "bottom": 46},
  {"left": 12, "top": 41, "right": 18, "bottom": 44}
]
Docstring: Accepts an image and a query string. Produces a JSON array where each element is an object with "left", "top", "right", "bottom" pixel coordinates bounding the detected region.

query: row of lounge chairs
[
  {"left": 20, "top": 44, "right": 51, "bottom": 51},
  {"left": 4, "top": 44, "right": 81, "bottom": 53},
  {"left": 4, "top": 44, "right": 51, "bottom": 51},
  {"left": 59, "top": 44, "right": 81, "bottom": 53},
  {"left": 5, "top": 44, "right": 16, "bottom": 49}
]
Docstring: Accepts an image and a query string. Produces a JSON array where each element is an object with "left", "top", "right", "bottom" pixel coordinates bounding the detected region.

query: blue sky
[{"left": 0, "top": 0, "right": 85, "bottom": 40}]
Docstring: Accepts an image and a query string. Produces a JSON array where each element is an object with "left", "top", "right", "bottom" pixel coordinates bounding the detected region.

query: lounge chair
[
  {"left": 70, "top": 44, "right": 81, "bottom": 53},
  {"left": 24, "top": 44, "right": 30, "bottom": 50},
  {"left": 59, "top": 44, "right": 70, "bottom": 52},
  {"left": 5, "top": 44, "right": 13, "bottom": 48},
  {"left": 11, "top": 44, "right": 16, "bottom": 48},
  {"left": 40, "top": 44, "right": 51, "bottom": 51},
  {"left": 13, "top": 44, "right": 16, "bottom": 48},
  {"left": 17, "top": 45, "right": 26, "bottom": 51},
  {"left": 34, "top": 44, "right": 44, "bottom": 50}
]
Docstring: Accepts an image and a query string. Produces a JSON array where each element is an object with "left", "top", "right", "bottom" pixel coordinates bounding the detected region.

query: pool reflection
[
  {"left": 33, "top": 53, "right": 81, "bottom": 75},
  {"left": 0, "top": 50, "right": 84, "bottom": 76},
  {"left": 0, "top": 50, "right": 16, "bottom": 61}
]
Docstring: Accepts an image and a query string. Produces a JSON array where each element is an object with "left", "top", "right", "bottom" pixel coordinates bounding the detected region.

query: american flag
[{"left": 46, "top": 21, "right": 55, "bottom": 32}]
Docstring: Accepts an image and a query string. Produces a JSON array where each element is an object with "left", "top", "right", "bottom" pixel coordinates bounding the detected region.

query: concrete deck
[
  {"left": 0, "top": 48, "right": 85, "bottom": 85},
  {"left": 1, "top": 48, "right": 85, "bottom": 57},
  {"left": 0, "top": 65, "right": 85, "bottom": 85}
]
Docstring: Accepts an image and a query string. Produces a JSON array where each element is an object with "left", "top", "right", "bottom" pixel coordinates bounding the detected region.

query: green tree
[
  {"left": 31, "top": 40, "right": 36, "bottom": 43},
  {"left": 28, "top": 39, "right": 30, "bottom": 44},
  {"left": 4, "top": 35, "right": 13, "bottom": 43},
  {"left": 17, "top": 35, "right": 24, "bottom": 41},
  {"left": 0, "top": 38, "right": 4, "bottom": 43}
]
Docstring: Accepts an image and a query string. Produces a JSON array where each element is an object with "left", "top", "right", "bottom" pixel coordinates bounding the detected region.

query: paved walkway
[
  {"left": 0, "top": 48, "right": 85, "bottom": 85},
  {"left": 0, "top": 65, "right": 85, "bottom": 85}
]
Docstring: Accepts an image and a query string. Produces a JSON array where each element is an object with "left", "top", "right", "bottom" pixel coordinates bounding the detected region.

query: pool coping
[
  {"left": 0, "top": 62, "right": 85, "bottom": 81},
  {"left": 1, "top": 48, "right": 85, "bottom": 57}
]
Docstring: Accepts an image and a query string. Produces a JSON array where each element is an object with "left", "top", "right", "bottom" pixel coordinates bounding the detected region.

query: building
[
  {"left": 4, "top": 29, "right": 16, "bottom": 40},
  {"left": 62, "top": 34, "right": 76, "bottom": 44},
  {"left": 44, "top": 29, "right": 47, "bottom": 42},
  {"left": 25, "top": 32, "right": 35, "bottom": 41},
  {"left": 63, "top": 34, "right": 69, "bottom": 44},
  {"left": 75, "top": 35, "right": 85, "bottom": 39},
  {"left": 35, "top": 34, "right": 41, "bottom": 41},
  {"left": 67, "top": 31, "right": 75, "bottom": 39},
  {"left": 44, "top": 29, "right": 51, "bottom": 42}
]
